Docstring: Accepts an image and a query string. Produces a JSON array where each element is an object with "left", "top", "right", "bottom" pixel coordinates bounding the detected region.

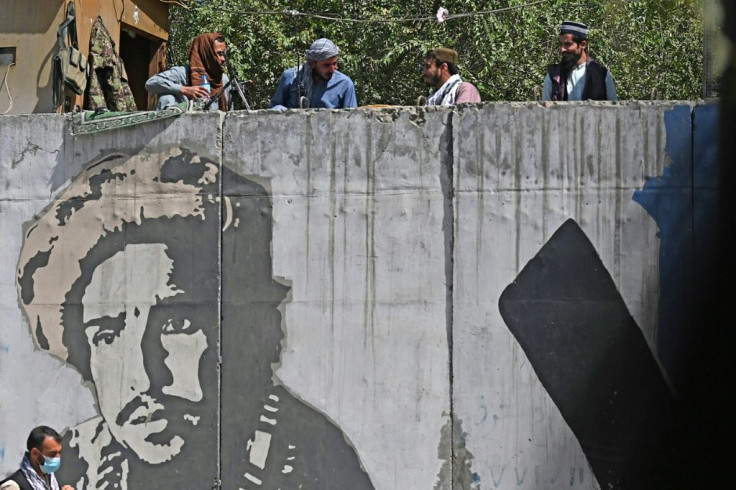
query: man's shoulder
[
  {"left": 171, "top": 66, "right": 190, "bottom": 80},
  {"left": 329, "top": 71, "right": 355, "bottom": 89},
  {"left": 279, "top": 67, "right": 299, "bottom": 81},
  {"left": 0, "top": 469, "right": 27, "bottom": 490},
  {"left": 159, "top": 65, "right": 188, "bottom": 75},
  {"left": 547, "top": 63, "right": 562, "bottom": 77},
  {"left": 333, "top": 71, "right": 354, "bottom": 82},
  {"left": 456, "top": 81, "right": 481, "bottom": 103},
  {"left": 586, "top": 58, "right": 609, "bottom": 73},
  {"left": 149, "top": 65, "right": 188, "bottom": 82},
  {"left": 0, "top": 480, "right": 20, "bottom": 490}
]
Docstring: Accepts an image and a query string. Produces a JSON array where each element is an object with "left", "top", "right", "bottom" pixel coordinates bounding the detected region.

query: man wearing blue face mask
[{"left": 0, "top": 426, "right": 74, "bottom": 490}]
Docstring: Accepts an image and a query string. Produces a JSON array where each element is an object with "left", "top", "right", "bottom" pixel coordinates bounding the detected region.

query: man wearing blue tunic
[{"left": 270, "top": 38, "right": 357, "bottom": 110}]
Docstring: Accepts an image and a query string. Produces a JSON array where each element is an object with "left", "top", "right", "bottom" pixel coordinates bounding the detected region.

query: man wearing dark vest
[
  {"left": 0, "top": 426, "right": 73, "bottom": 490},
  {"left": 542, "top": 21, "right": 617, "bottom": 101}
]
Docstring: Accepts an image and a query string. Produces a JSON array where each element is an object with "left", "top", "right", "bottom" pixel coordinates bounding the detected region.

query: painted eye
[
  {"left": 162, "top": 317, "right": 192, "bottom": 334},
  {"left": 85, "top": 313, "right": 126, "bottom": 346},
  {"left": 92, "top": 329, "right": 120, "bottom": 345}
]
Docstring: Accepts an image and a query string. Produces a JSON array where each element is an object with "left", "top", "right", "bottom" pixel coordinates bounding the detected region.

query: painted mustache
[{"left": 115, "top": 394, "right": 165, "bottom": 428}]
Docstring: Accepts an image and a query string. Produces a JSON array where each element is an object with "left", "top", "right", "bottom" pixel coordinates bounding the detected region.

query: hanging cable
[
  {"left": 184, "top": 0, "right": 554, "bottom": 24},
  {"left": 160, "top": 0, "right": 189, "bottom": 7},
  {"left": 1, "top": 62, "right": 15, "bottom": 115}
]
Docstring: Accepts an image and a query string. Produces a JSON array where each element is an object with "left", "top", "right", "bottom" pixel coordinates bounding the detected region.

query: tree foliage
[{"left": 167, "top": 0, "right": 703, "bottom": 107}]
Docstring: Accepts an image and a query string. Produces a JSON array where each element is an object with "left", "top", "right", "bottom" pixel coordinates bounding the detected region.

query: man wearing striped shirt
[{"left": 422, "top": 48, "right": 481, "bottom": 106}]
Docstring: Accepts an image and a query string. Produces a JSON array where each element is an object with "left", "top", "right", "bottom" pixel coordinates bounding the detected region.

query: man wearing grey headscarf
[{"left": 270, "top": 38, "right": 358, "bottom": 109}]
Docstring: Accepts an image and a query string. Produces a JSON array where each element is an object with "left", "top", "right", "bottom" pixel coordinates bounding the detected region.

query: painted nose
[{"left": 126, "top": 308, "right": 153, "bottom": 395}]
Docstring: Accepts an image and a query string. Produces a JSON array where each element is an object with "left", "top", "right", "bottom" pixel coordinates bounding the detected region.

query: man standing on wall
[
  {"left": 542, "top": 21, "right": 617, "bottom": 101},
  {"left": 270, "top": 38, "right": 358, "bottom": 109},
  {"left": 0, "top": 426, "right": 74, "bottom": 490},
  {"left": 145, "top": 32, "right": 230, "bottom": 110},
  {"left": 422, "top": 48, "right": 481, "bottom": 106}
]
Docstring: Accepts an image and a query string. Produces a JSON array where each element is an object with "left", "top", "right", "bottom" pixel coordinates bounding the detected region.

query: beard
[
  {"left": 121, "top": 400, "right": 217, "bottom": 490},
  {"left": 560, "top": 51, "right": 582, "bottom": 73},
  {"left": 425, "top": 72, "right": 442, "bottom": 89},
  {"left": 315, "top": 70, "right": 333, "bottom": 82}
]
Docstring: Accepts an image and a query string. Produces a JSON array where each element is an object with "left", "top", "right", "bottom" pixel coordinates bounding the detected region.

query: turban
[
  {"left": 189, "top": 32, "right": 227, "bottom": 110},
  {"left": 305, "top": 38, "right": 340, "bottom": 61}
]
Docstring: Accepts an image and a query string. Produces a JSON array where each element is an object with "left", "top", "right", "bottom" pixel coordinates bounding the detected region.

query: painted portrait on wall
[{"left": 16, "top": 148, "right": 373, "bottom": 489}]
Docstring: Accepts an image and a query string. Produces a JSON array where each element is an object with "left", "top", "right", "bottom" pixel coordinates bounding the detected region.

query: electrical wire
[
  {"left": 160, "top": 0, "right": 189, "bottom": 8},
  {"left": 186, "top": 0, "right": 554, "bottom": 24},
  {"left": 1, "top": 62, "right": 15, "bottom": 115}
]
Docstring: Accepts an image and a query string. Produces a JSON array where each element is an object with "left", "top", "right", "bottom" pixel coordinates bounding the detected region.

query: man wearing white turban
[{"left": 270, "top": 38, "right": 358, "bottom": 110}]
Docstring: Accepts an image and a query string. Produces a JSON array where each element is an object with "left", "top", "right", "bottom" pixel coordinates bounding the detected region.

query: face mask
[{"left": 38, "top": 453, "right": 61, "bottom": 474}]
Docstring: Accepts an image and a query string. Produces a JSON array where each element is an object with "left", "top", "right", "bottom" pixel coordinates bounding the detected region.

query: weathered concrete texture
[
  {"left": 0, "top": 114, "right": 99, "bottom": 472},
  {"left": 451, "top": 102, "right": 691, "bottom": 489},
  {"left": 0, "top": 101, "right": 718, "bottom": 489},
  {"left": 223, "top": 108, "right": 451, "bottom": 490}
]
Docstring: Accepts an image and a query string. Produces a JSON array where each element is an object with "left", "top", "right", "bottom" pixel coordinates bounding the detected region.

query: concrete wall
[{"left": 0, "top": 101, "right": 718, "bottom": 489}]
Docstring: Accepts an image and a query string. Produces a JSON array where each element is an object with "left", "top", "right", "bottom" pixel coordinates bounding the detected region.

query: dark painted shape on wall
[
  {"left": 219, "top": 168, "right": 374, "bottom": 489},
  {"left": 499, "top": 219, "right": 676, "bottom": 489},
  {"left": 633, "top": 106, "right": 693, "bottom": 389}
]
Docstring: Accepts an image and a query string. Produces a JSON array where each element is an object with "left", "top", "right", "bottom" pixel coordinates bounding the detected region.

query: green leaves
[{"left": 168, "top": 0, "right": 704, "bottom": 106}]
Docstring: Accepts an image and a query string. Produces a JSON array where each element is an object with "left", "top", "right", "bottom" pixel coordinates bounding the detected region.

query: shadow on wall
[{"left": 1, "top": 0, "right": 63, "bottom": 34}]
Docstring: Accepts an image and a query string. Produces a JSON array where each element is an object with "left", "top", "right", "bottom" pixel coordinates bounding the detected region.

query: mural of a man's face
[
  {"left": 15, "top": 150, "right": 374, "bottom": 489},
  {"left": 81, "top": 242, "right": 209, "bottom": 464}
]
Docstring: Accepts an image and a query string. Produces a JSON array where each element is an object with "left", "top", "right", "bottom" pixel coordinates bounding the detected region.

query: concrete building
[{"left": 0, "top": 0, "right": 169, "bottom": 114}]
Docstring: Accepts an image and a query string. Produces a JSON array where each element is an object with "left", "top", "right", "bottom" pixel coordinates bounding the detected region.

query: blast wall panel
[{"left": 0, "top": 102, "right": 716, "bottom": 489}]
